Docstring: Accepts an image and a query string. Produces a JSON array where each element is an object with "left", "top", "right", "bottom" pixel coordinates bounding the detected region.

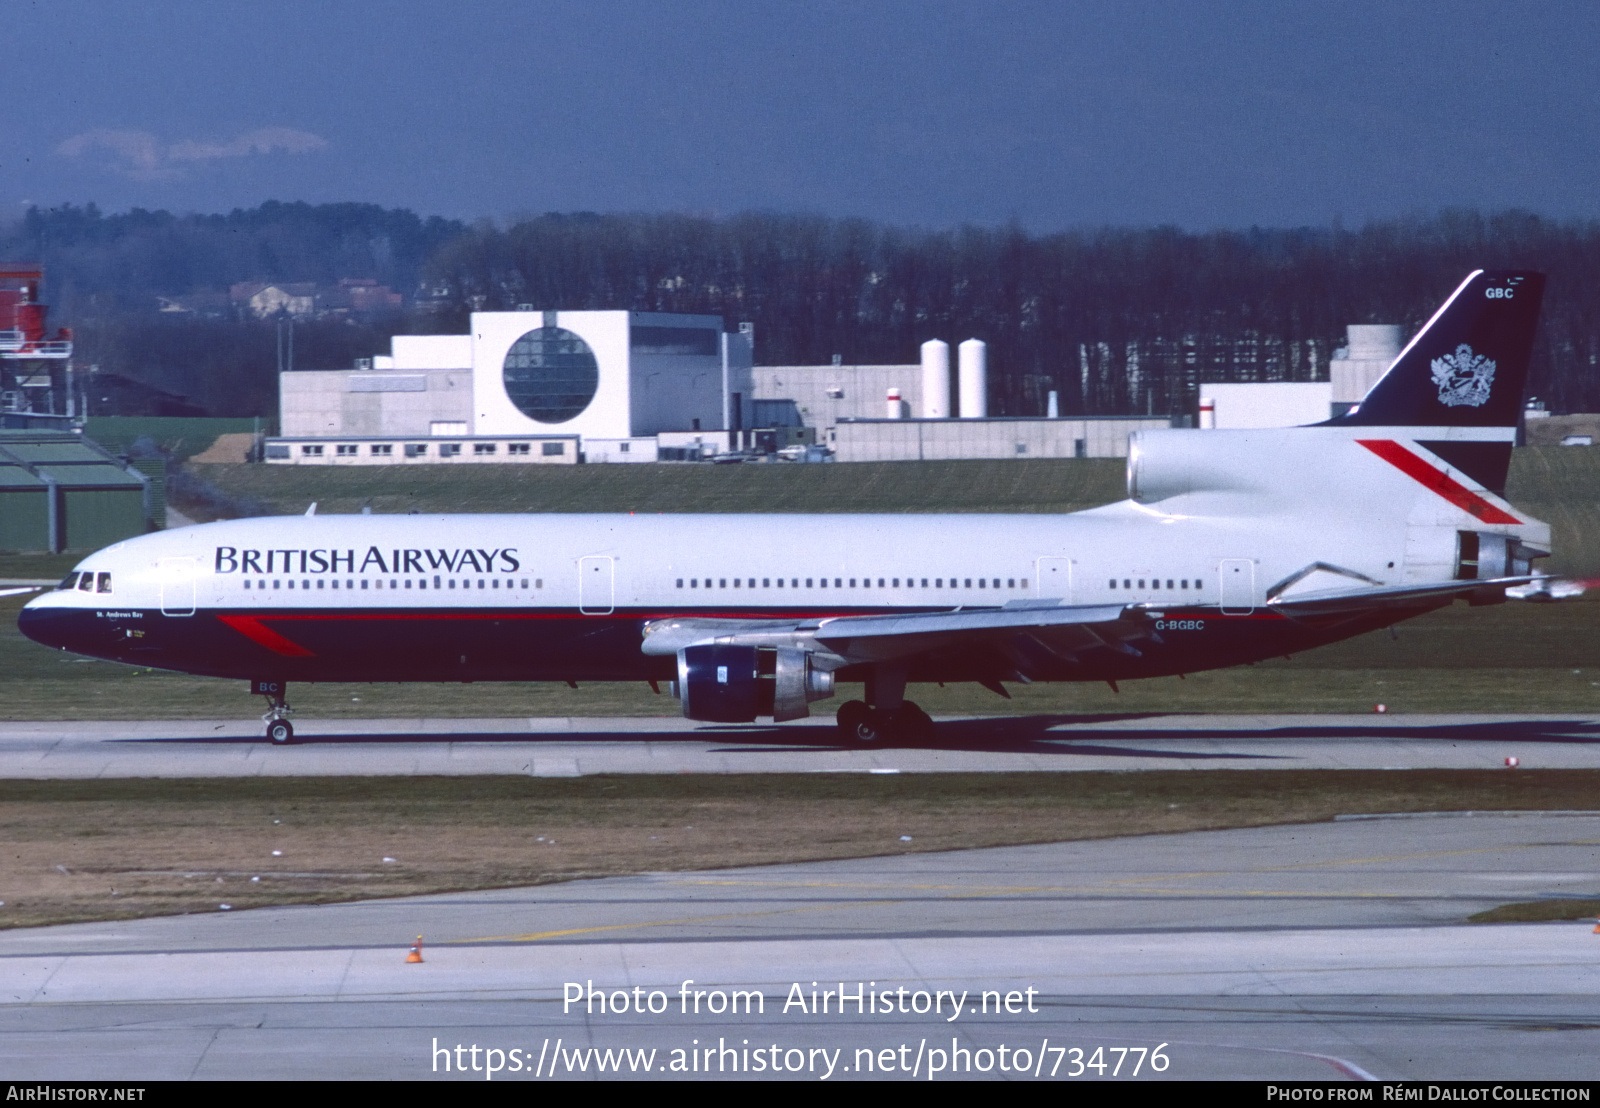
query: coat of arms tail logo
[{"left": 1431, "top": 344, "right": 1496, "bottom": 407}]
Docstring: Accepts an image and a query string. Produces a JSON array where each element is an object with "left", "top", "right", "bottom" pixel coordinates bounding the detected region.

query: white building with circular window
[
  {"left": 473, "top": 310, "right": 746, "bottom": 441},
  {"left": 270, "top": 309, "right": 755, "bottom": 464}
]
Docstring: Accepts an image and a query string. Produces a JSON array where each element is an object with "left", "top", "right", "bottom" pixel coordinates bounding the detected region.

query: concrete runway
[
  {"left": 4, "top": 813, "right": 1600, "bottom": 1081},
  {"left": 4, "top": 712, "right": 1600, "bottom": 776}
]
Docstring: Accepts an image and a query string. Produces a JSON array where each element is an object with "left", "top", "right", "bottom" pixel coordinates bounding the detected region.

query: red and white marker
[
  {"left": 1505, "top": 756, "right": 1520, "bottom": 768},
  {"left": 1375, "top": 704, "right": 1387, "bottom": 714}
]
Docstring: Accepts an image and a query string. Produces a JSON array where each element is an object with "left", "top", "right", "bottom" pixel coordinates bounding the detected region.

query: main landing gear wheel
[
  {"left": 837, "top": 700, "right": 936, "bottom": 746},
  {"left": 266, "top": 719, "right": 295, "bottom": 745},
  {"left": 837, "top": 700, "right": 885, "bottom": 745},
  {"left": 892, "top": 702, "right": 936, "bottom": 745}
]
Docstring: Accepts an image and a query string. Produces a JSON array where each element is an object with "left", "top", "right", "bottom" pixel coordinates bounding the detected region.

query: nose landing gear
[{"left": 253, "top": 679, "right": 296, "bottom": 744}]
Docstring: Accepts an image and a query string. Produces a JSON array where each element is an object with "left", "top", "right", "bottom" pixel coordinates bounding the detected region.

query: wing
[{"left": 641, "top": 600, "right": 1156, "bottom": 683}]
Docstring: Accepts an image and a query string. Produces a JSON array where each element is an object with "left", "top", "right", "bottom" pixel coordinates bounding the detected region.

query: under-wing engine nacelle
[{"left": 675, "top": 644, "right": 835, "bottom": 723}]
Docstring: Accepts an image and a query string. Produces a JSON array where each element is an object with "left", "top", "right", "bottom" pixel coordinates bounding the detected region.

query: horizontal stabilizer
[
  {"left": 1266, "top": 575, "right": 1540, "bottom": 615},
  {"left": 1506, "top": 577, "right": 1592, "bottom": 601}
]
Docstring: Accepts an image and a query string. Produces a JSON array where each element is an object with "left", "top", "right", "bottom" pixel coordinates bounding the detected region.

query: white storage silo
[
  {"left": 920, "top": 339, "right": 950, "bottom": 419},
  {"left": 958, "top": 338, "right": 987, "bottom": 419}
]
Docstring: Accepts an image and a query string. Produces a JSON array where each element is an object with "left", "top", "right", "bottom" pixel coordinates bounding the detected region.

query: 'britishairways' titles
[{"left": 214, "top": 546, "right": 521, "bottom": 575}]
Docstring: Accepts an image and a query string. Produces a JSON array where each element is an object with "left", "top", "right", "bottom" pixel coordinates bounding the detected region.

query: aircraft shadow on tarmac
[{"left": 125, "top": 714, "right": 1600, "bottom": 758}]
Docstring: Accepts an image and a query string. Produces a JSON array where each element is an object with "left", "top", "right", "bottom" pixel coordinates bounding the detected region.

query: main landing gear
[
  {"left": 253, "top": 679, "right": 295, "bottom": 745},
  {"left": 835, "top": 663, "right": 936, "bottom": 746}
]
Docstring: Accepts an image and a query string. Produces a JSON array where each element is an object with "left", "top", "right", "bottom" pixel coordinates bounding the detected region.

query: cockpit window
[
  {"left": 97, "top": 572, "right": 112, "bottom": 593},
  {"left": 77, "top": 573, "right": 94, "bottom": 592},
  {"left": 57, "top": 573, "right": 78, "bottom": 590}
]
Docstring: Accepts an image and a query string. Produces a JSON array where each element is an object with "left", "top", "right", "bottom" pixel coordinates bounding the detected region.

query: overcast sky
[{"left": 6, "top": 0, "right": 1597, "bottom": 231}]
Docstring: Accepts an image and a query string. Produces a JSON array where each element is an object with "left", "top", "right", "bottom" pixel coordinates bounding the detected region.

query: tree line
[{"left": 4, "top": 203, "right": 1599, "bottom": 417}]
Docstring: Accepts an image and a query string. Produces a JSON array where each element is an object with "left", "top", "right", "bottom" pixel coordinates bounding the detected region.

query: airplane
[{"left": 19, "top": 270, "right": 1564, "bottom": 746}]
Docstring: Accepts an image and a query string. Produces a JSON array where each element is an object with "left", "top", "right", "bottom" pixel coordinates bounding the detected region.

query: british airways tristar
[{"left": 20, "top": 271, "right": 1559, "bottom": 744}]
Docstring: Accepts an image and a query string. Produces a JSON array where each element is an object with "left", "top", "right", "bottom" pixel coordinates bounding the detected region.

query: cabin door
[
  {"left": 1035, "top": 557, "right": 1072, "bottom": 601},
  {"left": 578, "top": 556, "right": 614, "bottom": 615},
  {"left": 159, "top": 558, "right": 197, "bottom": 617},
  {"left": 1218, "top": 559, "right": 1255, "bottom": 615}
]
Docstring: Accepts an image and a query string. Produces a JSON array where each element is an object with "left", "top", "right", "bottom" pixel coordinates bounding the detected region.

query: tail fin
[
  {"left": 1331, "top": 270, "right": 1545, "bottom": 429},
  {"left": 1327, "top": 270, "right": 1544, "bottom": 495}
]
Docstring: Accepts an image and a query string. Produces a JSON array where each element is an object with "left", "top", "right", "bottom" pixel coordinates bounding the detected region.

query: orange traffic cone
[
  {"left": 1591, "top": 920, "right": 1599, "bottom": 934},
  {"left": 406, "top": 935, "right": 424, "bottom": 963}
]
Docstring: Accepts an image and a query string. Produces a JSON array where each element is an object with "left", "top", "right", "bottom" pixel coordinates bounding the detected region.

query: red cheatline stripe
[
  {"left": 215, "top": 609, "right": 867, "bottom": 656},
  {"left": 1356, "top": 439, "right": 1521, "bottom": 525},
  {"left": 216, "top": 615, "right": 318, "bottom": 657}
]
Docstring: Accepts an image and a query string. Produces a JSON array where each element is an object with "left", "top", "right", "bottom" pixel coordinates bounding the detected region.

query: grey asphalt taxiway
[
  {"left": 3, "top": 711, "right": 1600, "bottom": 776},
  {"left": 3, "top": 714, "right": 1600, "bottom": 1081}
]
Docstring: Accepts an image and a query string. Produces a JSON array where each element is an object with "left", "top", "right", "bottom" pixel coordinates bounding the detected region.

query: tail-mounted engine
[
  {"left": 675, "top": 644, "right": 835, "bottom": 723},
  {"left": 1456, "top": 531, "right": 1540, "bottom": 581}
]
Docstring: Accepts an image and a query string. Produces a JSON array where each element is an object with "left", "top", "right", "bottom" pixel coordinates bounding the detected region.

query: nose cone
[{"left": 18, "top": 602, "right": 79, "bottom": 652}]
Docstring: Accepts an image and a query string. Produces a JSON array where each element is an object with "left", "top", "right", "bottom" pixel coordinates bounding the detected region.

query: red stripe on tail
[{"left": 1356, "top": 439, "right": 1521, "bottom": 525}]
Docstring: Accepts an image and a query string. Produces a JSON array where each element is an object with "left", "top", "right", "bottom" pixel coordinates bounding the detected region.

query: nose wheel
[{"left": 255, "top": 679, "right": 296, "bottom": 744}]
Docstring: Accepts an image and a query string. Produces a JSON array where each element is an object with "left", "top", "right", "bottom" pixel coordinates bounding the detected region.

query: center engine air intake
[{"left": 676, "top": 644, "right": 834, "bottom": 723}]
